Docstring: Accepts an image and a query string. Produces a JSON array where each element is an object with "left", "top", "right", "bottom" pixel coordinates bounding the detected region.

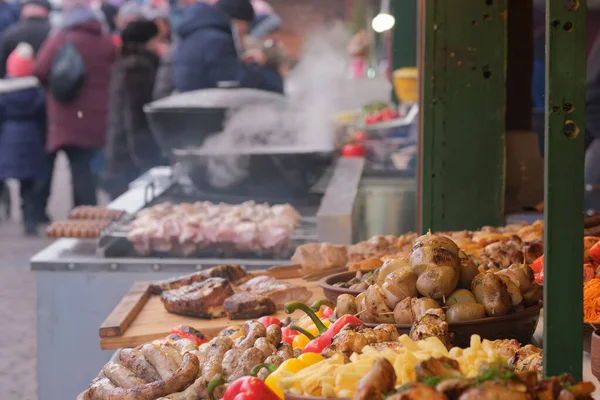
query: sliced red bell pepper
[
  {"left": 302, "top": 314, "right": 363, "bottom": 353},
  {"left": 321, "top": 306, "right": 334, "bottom": 319},
  {"left": 258, "top": 316, "right": 281, "bottom": 328},
  {"left": 281, "top": 326, "right": 298, "bottom": 345},
  {"left": 170, "top": 325, "right": 207, "bottom": 346},
  {"left": 208, "top": 374, "right": 279, "bottom": 400},
  {"left": 531, "top": 255, "right": 544, "bottom": 273}
]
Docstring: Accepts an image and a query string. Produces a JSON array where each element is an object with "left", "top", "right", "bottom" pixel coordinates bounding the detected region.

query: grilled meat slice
[
  {"left": 160, "top": 278, "right": 234, "bottom": 318},
  {"left": 353, "top": 358, "right": 396, "bottom": 400},
  {"left": 458, "top": 381, "right": 530, "bottom": 400},
  {"left": 386, "top": 383, "right": 448, "bottom": 400},
  {"left": 237, "top": 276, "right": 312, "bottom": 308},
  {"left": 509, "top": 344, "right": 543, "bottom": 376},
  {"left": 409, "top": 308, "right": 453, "bottom": 348},
  {"left": 415, "top": 357, "right": 462, "bottom": 382},
  {"left": 150, "top": 265, "right": 249, "bottom": 294},
  {"left": 223, "top": 292, "right": 276, "bottom": 319}
]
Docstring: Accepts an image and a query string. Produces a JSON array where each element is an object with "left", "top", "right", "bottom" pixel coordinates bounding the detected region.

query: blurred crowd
[{"left": 0, "top": 0, "right": 288, "bottom": 235}]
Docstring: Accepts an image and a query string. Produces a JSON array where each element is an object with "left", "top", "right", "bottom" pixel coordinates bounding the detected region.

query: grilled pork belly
[
  {"left": 160, "top": 278, "right": 234, "bottom": 318},
  {"left": 223, "top": 293, "right": 276, "bottom": 320},
  {"left": 237, "top": 276, "right": 312, "bottom": 308},
  {"left": 150, "top": 265, "right": 250, "bottom": 294}
]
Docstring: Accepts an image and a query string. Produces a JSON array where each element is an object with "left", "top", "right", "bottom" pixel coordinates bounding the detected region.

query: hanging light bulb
[{"left": 372, "top": 0, "right": 395, "bottom": 33}]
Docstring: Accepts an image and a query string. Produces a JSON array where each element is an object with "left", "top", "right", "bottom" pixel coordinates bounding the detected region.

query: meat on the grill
[
  {"left": 160, "top": 278, "right": 234, "bottom": 318},
  {"left": 223, "top": 293, "right": 277, "bottom": 320},
  {"left": 150, "top": 265, "right": 250, "bottom": 294},
  {"left": 126, "top": 201, "right": 300, "bottom": 256},
  {"left": 236, "top": 276, "right": 312, "bottom": 308}
]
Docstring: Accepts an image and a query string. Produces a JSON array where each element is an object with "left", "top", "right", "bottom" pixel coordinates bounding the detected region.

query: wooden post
[
  {"left": 419, "top": 0, "right": 507, "bottom": 232},
  {"left": 544, "top": 0, "right": 586, "bottom": 379}
]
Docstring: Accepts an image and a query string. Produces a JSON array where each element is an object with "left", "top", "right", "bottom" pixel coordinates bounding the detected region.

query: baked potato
[
  {"left": 375, "top": 258, "right": 410, "bottom": 286},
  {"left": 445, "top": 289, "right": 477, "bottom": 306},
  {"left": 411, "top": 233, "right": 461, "bottom": 276},
  {"left": 471, "top": 272, "right": 513, "bottom": 317},
  {"left": 445, "top": 303, "right": 487, "bottom": 323},
  {"left": 458, "top": 251, "right": 480, "bottom": 289},
  {"left": 393, "top": 297, "right": 441, "bottom": 324},
  {"left": 416, "top": 264, "right": 459, "bottom": 300},
  {"left": 381, "top": 266, "right": 418, "bottom": 308},
  {"left": 522, "top": 283, "right": 543, "bottom": 307},
  {"left": 335, "top": 294, "right": 357, "bottom": 318},
  {"left": 363, "top": 285, "right": 395, "bottom": 323}
]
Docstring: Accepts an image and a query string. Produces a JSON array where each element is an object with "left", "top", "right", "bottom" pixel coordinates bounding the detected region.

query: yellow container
[{"left": 393, "top": 67, "right": 419, "bottom": 103}]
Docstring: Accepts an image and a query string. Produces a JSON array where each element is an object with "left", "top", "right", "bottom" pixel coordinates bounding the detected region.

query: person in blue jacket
[
  {"left": 0, "top": 42, "right": 45, "bottom": 235},
  {"left": 172, "top": 0, "right": 283, "bottom": 94}
]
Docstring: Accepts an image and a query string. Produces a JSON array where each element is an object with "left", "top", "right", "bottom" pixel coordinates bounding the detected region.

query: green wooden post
[
  {"left": 391, "top": 0, "right": 417, "bottom": 69},
  {"left": 543, "top": 0, "right": 586, "bottom": 379},
  {"left": 419, "top": 0, "right": 506, "bottom": 232}
]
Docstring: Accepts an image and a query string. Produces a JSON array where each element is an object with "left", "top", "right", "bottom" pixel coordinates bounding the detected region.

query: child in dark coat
[{"left": 0, "top": 42, "right": 46, "bottom": 235}]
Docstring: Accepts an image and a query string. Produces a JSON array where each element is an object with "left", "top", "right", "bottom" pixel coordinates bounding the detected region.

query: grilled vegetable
[
  {"left": 381, "top": 266, "right": 419, "bottom": 309},
  {"left": 335, "top": 294, "right": 358, "bottom": 319},
  {"left": 416, "top": 264, "right": 459, "bottom": 300},
  {"left": 445, "top": 303, "right": 487, "bottom": 323},
  {"left": 445, "top": 289, "right": 477, "bottom": 306},
  {"left": 471, "top": 272, "right": 513, "bottom": 317}
]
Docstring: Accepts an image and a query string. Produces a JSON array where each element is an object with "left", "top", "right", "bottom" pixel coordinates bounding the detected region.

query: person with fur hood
[{"left": 103, "top": 20, "right": 166, "bottom": 199}]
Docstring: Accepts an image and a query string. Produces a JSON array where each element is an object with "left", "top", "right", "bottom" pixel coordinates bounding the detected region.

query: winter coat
[
  {"left": 33, "top": 20, "right": 115, "bottom": 153},
  {"left": 153, "top": 46, "right": 174, "bottom": 100},
  {"left": 0, "top": 17, "right": 51, "bottom": 77},
  {"left": 172, "top": 2, "right": 283, "bottom": 94},
  {"left": 0, "top": 85, "right": 46, "bottom": 180},
  {"left": 0, "top": 2, "right": 19, "bottom": 38},
  {"left": 104, "top": 47, "right": 166, "bottom": 196}
]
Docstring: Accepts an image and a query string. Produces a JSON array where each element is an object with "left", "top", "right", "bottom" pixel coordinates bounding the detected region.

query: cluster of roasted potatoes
[{"left": 334, "top": 232, "right": 543, "bottom": 324}]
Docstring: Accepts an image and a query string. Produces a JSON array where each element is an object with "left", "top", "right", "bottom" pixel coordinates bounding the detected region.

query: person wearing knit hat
[
  {"left": 171, "top": 0, "right": 282, "bottom": 93},
  {"left": 0, "top": 42, "right": 46, "bottom": 235},
  {"left": 6, "top": 42, "right": 35, "bottom": 77},
  {"left": 0, "top": 0, "right": 51, "bottom": 78}
]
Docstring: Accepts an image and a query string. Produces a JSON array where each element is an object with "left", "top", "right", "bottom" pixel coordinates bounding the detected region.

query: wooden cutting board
[{"left": 99, "top": 276, "right": 324, "bottom": 350}]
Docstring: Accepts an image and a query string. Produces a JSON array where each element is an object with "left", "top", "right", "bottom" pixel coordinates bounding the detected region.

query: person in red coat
[{"left": 33, "top": 0, "right": 115, "bottom": 208}]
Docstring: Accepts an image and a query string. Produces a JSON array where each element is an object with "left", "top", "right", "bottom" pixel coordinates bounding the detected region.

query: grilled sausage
[
  {"left": 118, "top": 348, "right": 161, "bottom": 383},
  {"left": 81, "top": 353, "right": 199, "bottom": 400},
  {"left": 227, "top": 347, "right": 264, "bottom": 382},
  {"left": 142, "top": 343, "right": 181, "bottom": 380},
  {"left": 102, "top": 362, "right": 148, "bottom": 388}
]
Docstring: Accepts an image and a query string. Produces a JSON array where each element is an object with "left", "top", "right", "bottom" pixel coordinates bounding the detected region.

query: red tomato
[
  {"left": 354, "top": 131, "right": 368, "bottom": 142},
  {"left": 379, "top": 108, "right": 395, "bottom": 121},
  {"left": 341, "top": 143, "right": 365, "bottom": 157},
  {"left": 365, "top": 114, "right": 380, "bottom": 125},
  {"left": 258, "top": 316, "right": 281, "bottom": 328}
]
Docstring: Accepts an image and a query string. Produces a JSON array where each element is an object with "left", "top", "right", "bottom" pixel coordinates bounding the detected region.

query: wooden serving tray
[{"left": 98, "top": 271, "right": 325, "bottom": 350}]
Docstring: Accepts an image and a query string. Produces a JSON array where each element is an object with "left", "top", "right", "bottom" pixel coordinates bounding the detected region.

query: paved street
[{"left": 0, "top": 154, "right": 96, "bottom": 400}]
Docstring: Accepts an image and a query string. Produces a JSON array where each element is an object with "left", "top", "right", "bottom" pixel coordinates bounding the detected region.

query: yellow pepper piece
[
  {"left": 265, "top": 354, "right": 326, "bottom": 398},
  {"left": 292, "top": 334, "right": 311, "bottom": 349},
  {"left": 297, "top": 352, "right": 325, "bottom": 365},
  {"left": 295, "top": 310, "right": 324, "bottom": 329}
]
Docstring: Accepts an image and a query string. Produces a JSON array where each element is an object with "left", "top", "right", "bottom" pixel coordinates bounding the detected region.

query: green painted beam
[
  {"left": 543, "top": 0, "right": 586, "bottom": 379},
  {"left": 419, "top": 0, "right": 506, "bottom": 232},
  {"left": 391, "top": 0, "right": 417, "bottom": 69}
]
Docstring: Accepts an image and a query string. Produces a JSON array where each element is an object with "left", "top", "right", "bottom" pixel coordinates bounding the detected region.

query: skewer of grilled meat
[
  {"left": 409, "top": 308, "right": 453, "bottom": 349},
  {"left": 321, "top": 323, "right": 399, "bottom": 357}
]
